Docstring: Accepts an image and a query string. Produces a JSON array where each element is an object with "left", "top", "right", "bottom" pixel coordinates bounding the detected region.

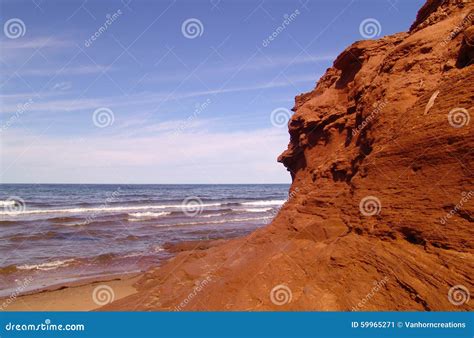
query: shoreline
[
  {"left": 0, "top": 272, "right": 141, "bottom": 311},
  {"left": 0, "top": 239, "right": 228, "bottom": 311}
]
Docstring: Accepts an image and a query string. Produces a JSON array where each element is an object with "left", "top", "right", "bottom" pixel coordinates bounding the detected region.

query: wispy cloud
[
  {"left": 0, "top": 95, "right": 104, "bottom": 115},
  {"left": 0, "top": 72, "right": 318, "bottom": 115},
  {"left": 0, "top": 36, "right": 74, "bottom": 63},
  {"left": 146, "top": 54, "right": 334, "bottom": 85},
  {"left": 240, "top": 54, "right": 336, "bottom": 70},
  {"left": 10, "top": 64, "right": 111, "bottom": 77},
  {"left": 1, "top": 37, "right": 73, "bottom": 50},
  {"left": 1, "top": 127, "right": 290, "bottom": 184},
  {"left": 162, "top": 74, "right": 319, "bottom": 99}
]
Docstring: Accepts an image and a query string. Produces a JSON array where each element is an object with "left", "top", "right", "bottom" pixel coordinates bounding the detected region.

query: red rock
[{"left": 103, "top": 0, "right": 473, "bottom": 311}]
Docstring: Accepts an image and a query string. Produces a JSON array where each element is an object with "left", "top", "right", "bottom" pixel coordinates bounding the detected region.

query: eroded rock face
[{"left": 104, "top": 0, "right": 473, "bottom": 311}]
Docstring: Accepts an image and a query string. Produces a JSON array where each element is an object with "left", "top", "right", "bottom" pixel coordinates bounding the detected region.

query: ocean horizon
[{"left": 0, "top": 183, "right": 290, "bottom": 296}]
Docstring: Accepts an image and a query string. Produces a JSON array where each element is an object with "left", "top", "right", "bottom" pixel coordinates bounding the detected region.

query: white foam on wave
[
  {"left": 240, "top": 200, "right": 286, "bottom": 207},
  {"left": 128, "top": 211, "right": 171, "bottom": 221},
  {"left": 152, "top": 245, "right": 164, "bottom": 253},
  {"left": 200, "top": 213, "right": 225, "bottom": 218},
  {"left": 0, "top": 200, "right": 16, "bottom": 207},
  {"left": 240, "top": 207, "right": 273, "bottom": 213},
  {"left": 0, "top": 200, "right": 284, "bottom": 217},
  {"left": 0, "top": 203, "right": 221, "bottom": 216},
  {"left": 17, "top": 259, "right": 75, "bottom": 271},
  {"left": 154, "top": 216, "right": 272, "bottom": 227}
]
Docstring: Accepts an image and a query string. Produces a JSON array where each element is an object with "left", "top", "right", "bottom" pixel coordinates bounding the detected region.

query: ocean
[{"left": 0, "top": 184, "right": 289, "bottom": 296}]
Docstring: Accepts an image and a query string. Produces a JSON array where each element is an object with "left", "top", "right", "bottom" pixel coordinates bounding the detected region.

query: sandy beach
[
  {"left": 0, "top": 239, "right": 226, "bottom": 311},
  {"left": 1, "top": 273, "right": 140, "bottom": 311}
]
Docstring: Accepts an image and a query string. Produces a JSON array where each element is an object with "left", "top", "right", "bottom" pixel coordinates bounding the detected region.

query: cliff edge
[{"left": 104, "top": 0, "right": 473, "bottom": 311}]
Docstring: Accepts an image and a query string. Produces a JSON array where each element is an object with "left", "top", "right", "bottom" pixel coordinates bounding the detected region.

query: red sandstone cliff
[{"left": 105, "top": 0, "right": 473, "bottom": 311}]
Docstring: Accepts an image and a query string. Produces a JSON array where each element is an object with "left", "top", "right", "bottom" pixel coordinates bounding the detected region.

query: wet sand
[{"left": 0, "top": 239, "right": 226, "bottom": 311}]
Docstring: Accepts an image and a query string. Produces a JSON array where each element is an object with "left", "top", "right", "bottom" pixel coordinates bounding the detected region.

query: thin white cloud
[
  {"left": 1, "top": 37, "right": 73, "bottom": 50},
  {"left": 156, "top": 75, "right": 318, "bottom": 102},
  {"left": 51, "top": 81, "right": 72, "bottom": 91},
  {"left": 0, "top": 96, "right": 104, "bottom": 114},
  {"left": 0, "top": 127, "right": 291, "bottom": 184},
  {"left": 239, "top": 54, "right": 336, "bottom": 71},
  {"left": 146, "top": 54, "right": 335, "bottom": 85},
  {"left": 0, "top": 37, "right": 74, "bottom": 63},
  {"left": 111, "top": 117, "right": 221, "bottom": 137},
  {"left": 0, "top": 73, "right": 318, "bottom": 115},
  {"left": 11, "top": 64, "right": 111, "bottom": 77}
]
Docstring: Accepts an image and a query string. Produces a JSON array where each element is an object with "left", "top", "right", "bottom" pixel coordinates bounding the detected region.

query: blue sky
[{"left": 0, "top": 0, "right": 424, "bottom": 184}]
